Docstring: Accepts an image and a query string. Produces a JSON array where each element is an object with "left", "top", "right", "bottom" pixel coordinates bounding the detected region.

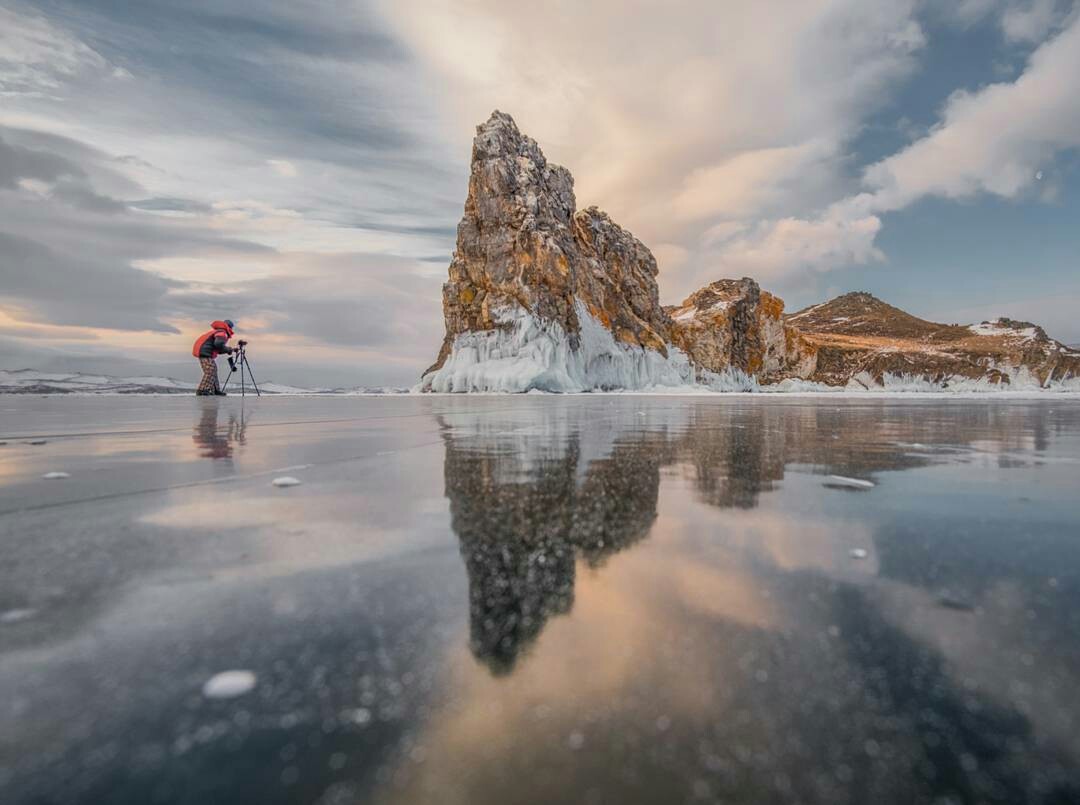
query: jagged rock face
[
  {"left": 422, "top": 111, "right": 819, "bottom": 392},
  {"left": 666, "top": 278, "right": 815, "bottom": 381},
  {"left": 787, "top": 294, "right": 1080, "bottom": 388},
  {"left": 425, "top": 112, "right": 672, "bottom": 387},
  {"left": 422, "top": 112, "right": 1076, "bottom": 393}
]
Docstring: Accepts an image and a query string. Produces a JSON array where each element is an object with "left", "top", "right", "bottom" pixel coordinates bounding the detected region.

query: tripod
[{"left": 220, "top": 344, "right": 261, "bottom": 397}]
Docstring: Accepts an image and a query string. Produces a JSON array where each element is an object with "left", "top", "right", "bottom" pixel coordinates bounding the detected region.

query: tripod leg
[
  {"left": 244, "top": 358, "right": 261, "bottom": 397},
  {"left": 219, "top": 360, "right": 233, "bottom": 392}
]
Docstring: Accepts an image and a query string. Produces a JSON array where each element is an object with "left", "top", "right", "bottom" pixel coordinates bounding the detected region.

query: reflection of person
[
  {"left": 192, "top": 401, "right": 247, "bottom": 459},
  {"left": 191, "top": 319, "right": 244, "bottom": 396}
]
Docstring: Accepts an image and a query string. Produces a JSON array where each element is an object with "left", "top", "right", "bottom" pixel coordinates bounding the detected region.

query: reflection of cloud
[
  {"left": 390, "top": 397, "right": 1080, "bottom": 804},
  {"left": 438, "top": 398, "right": 1063, "bottom": 675}
]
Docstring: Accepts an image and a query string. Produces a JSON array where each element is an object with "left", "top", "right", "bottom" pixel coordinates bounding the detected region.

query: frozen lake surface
[{"left": 1, "top": 395, "right": 1079, "bottom": 804}]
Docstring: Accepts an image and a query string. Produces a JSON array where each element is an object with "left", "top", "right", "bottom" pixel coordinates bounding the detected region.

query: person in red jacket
[{"left": 191, "top": 319, "right": 241, "bottom": 396}]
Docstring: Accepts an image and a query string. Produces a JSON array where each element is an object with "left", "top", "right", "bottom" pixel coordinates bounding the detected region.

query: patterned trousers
[{"left": 197, "top": 357, "right": 220, "bottom": 394}]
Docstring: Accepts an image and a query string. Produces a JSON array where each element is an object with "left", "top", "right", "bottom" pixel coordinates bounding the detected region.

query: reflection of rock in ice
[
  {"left": 441, "top": 407, "right": 667, "bottom": 673},
  {"left": 440, "top": 399, "right": 1065, "bottom": 673}
]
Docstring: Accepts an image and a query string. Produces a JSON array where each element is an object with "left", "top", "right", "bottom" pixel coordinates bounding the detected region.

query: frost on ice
[{"left": 202, "top": 670, "right": 257, "bottom": 699}]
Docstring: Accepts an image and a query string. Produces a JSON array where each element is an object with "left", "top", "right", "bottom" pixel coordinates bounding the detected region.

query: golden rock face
[
  {"left": 665, "top": 279, "right": 815, "bottom": 381},
  {"left": 425, "top": 111, "right": 812, "bottom": 382}
]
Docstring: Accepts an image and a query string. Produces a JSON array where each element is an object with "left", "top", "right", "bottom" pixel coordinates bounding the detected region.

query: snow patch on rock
[{"left": 969, "top": 320, "right": 1037, "bottom": 340}]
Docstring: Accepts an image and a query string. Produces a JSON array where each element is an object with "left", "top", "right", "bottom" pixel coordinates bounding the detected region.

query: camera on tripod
[
  {"left": 222, "top": 340, "right": 260, "bottom": 397},
  {"left": 227, "top": 341, "right": 248, "bottom": 373}
]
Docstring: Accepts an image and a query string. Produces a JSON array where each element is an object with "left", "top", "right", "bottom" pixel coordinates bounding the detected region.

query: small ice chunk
[
  {"left": 828, "top": 475, "right": 875, "bottom": 488},
  {"left": 41, "top": 472, "right": 70, "bottom": 480},
  {"left": 202, "top": 670, "right": 257, "bottom": 699},
  {"left": 849, "top": 548, "right": 869, "bottom": 560},
  {"left": 1, "top": 608, "right": 36, "bottom": 624},
  {"left": 272, "top": 476, "right": 302, "bottom": 488}
]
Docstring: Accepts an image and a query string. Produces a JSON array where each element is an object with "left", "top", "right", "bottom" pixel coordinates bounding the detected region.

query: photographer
[{"left": 191, "top": 319, "right": 246, "bottom": 396}]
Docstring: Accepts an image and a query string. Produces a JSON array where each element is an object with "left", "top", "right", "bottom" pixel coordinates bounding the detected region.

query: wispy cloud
[
  {"left": 718, "top": 9, "right": 1080, "bottom": 279},
  {"left": 1, "top": 0, "right": 1078, "bottom": 381}
]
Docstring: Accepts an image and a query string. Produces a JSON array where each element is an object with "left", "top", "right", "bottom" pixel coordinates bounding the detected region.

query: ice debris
[
  {"left": 849, "top": 548, "right": 869, "bottom": 560},
  {"left": 1, "top": 608, "right": 37, "bottom": 624},
  {"left": 202, "top": 670, "right": 257, "bottom": 699},
  {"left": 41, "top": 472, "right": 70, "bottom": 480},
  {"left": 827, "top": 475, "right": 875, "bottom": 489},
  {"left": 272, "top": 476, "right": 302, "bottom": 488}
]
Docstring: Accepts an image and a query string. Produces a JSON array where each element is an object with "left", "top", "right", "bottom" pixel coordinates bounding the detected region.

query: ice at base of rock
[{"left": 421, "top": 302, "right": 757, "bottom": 393}]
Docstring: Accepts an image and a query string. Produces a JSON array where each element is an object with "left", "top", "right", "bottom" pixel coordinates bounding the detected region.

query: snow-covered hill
[{"left": 0, "top": 369, "right": 379, "bottom": 395}]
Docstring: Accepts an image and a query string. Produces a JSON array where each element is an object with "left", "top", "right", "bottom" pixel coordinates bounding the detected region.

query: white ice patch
[
  {"left": 41, "top": 472, "right": 70, "bottom": 480},
  {"left": 202, "top": 670, "right": 257, "bottom": 699},
  {"left": 0, "top": 608, "right": 36, "bottom": 624},
  {"left": 827, "top": 475, "right": 875, "bottom": 489},
  {"left": 833, "top": 367, "right": 1080, "bottom": 394},
  {"left": 272, "top": 476, "right": 302, "bottom": 487},
  {"left": 421, "top": 301, "right": 753, "bottom": 393}
]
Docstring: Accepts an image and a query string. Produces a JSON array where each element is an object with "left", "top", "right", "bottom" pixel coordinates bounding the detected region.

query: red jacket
[{"left": 192, "top": 320, "right": 235, "bottom": 358}]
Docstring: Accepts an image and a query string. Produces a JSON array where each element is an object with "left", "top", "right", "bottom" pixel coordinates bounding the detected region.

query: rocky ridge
[
  {"left": 422, "top": 112, "right": 1078, "bottom": 392},
  {"left": 787, "top": 294, "right": 1080, "bottom": 388}
]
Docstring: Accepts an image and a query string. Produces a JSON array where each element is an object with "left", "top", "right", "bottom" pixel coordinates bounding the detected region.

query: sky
[{"left": 1, "top": 0, "right": 1079, "bottom": 387}]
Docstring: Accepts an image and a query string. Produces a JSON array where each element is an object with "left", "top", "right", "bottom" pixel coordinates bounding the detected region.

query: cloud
[
  {"left": 0, "top": 134, "right": 82, "bottom": 188},
  {"left": 671, "top": 140, "right": 840, "bottom": 222},
  {"left": 932, "top": 0, "right": 1072, "bottom": 42},
  {"left": 2, "top": 0, "right": 1077, "bottom": 382},
  {"left": 0, "top": 123, "right": 273, "bottom": 332},
  {"left": 267, "top": 159, "right": 297, "bottom": 177},
  {"left": 864, "top": 13, "right": 1080, "bottom": 210},
  {"left": 0, "top": 230, "right": 184, "bottom": 332},
  {"left": 0, "top": 5, "right": 108, "bottom": 97},
  {"left": 170, "top": 252, "right": 443, "bottom": 354},
  {"left": 378, "top": 0, "right": 925, "bottom": 294},
  {"left": 0, "top": 122, "right": 443, "bottom": 380},
  {"left": 707, "top": 8, "right": 1080, "bottom": 281},
  {"left": 703, "top": 212, "right": 884, "bottom": 281},
  {"left": 1003, "top": 0, "right": 1066, "bottom": 42}
]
